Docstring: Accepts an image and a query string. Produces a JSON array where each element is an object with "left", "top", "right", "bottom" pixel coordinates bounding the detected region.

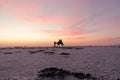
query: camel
[{"left": 54, "top": 39, "right": 64, "bottom": 47}]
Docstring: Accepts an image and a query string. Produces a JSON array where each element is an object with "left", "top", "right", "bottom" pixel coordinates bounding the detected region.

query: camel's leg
[
  {"left": 54, "top": 42, "right": 56, "bottom": 47},
  {"left": 57, "top": 44, "right": 60, "bottom": 47},
  {"left": 59, "top": 43, "right": 63, "bottom": 47}
]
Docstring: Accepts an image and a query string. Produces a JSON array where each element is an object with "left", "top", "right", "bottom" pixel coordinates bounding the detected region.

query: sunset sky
[{"left": 0, "top": 0, "right": 120, "bottom": 46}]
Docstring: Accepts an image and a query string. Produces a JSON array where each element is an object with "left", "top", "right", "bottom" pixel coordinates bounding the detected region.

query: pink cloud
[
  {"left": 22, "top": 15, "right": 73, "bottom": 24},
  {"left": 0, "top": 0, "right": 50, "bottom": 20},
  {"left": 102, "top": 17, "right": 120, "bottom": 25},
  {"left": 94, "top": 17, "right": 120, "bottom": 31},
  {"left": 0, "top": 0, "right": 45, "bottom": 13},
  {"left": 0, "top": 0, "right": 76, "bottom": 25},
  {"left": 89, "top": 37, "right": 120, "bottom": 45},
  {"left": 40, "top": 26, "right": 95, "bottom": 38}
]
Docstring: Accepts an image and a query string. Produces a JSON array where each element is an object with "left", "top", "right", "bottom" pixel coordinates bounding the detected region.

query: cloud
[
  {"left": 90, "top": 37, "right": 120, "bottom": 45},
  {"left": 0, "top": 0, "right": 76, "bottom": 25},
  {"left": 0, "top": 0, "right": 45, "bottom": 13},
  {"left": 21, "top": 15, "right": 73, "bottom": 25},
  {"left": 40, "top": 25, "right": 96, "bottom": 38},
  {"left": 100, "top": 17, "right": 120, "bottom": 25}
]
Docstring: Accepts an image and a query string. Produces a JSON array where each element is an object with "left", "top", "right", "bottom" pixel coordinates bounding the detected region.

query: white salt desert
[{"left": 0, "top": 46, "right": 120, "bottom": 80}]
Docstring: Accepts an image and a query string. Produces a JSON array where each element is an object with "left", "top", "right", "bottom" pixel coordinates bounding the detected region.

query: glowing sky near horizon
[{"left": 0, "top": 0, "right": 120, "bottom": 46}]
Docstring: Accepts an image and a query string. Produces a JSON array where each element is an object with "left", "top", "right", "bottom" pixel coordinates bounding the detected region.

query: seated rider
[{"left": 57, "top": 39, "right": 63, "bottom": 45}]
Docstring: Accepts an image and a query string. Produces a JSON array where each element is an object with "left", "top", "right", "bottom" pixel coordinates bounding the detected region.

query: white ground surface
[{"left": 0, "top": 46, "right": 120, "bottom": 80}]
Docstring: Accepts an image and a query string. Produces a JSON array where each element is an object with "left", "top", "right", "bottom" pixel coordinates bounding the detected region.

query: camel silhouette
[{"left": 54, "top": 39, "right": 64, "bottom": 47}]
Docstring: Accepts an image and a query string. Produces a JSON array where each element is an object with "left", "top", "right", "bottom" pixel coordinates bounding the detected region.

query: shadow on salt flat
[
  {"left": 28, "top": 50, "right": 45, "bottom": 54},
  {"left": 44, "top": 52, "right": 56, "bottom": 55},
  {"left": 36, "top": 67, "right": 97, "bottom": 80},
  {"left": 60, "top": 52, "right": 70, "bottom": 55},
  {"left": 3, "top": 52, "right": 13, "bottom": 54},
  {"left": 36, "top": 67, "right": 120, "bottom": 80}
]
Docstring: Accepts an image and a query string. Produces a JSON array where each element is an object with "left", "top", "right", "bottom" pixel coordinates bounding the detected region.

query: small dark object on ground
[
  {"left": 60, "top": 52, "right": 70, "bottom": 55},
  {"left": 44, "top": 52, "right": 55, "bottom": 53},
  {"left": 74, "top": 47, "right": 84, "bottom": 50},
  {"left": 62, "top": 47, "right": 84, "bottom": 50},
  {"left": 44, "top": 52, "right": 55, "bottom": 55},
  {"left": 28, "top": 50, "right": 45, "bottom": 54},
  {"left": 117, "top": 78, "right": 120, "bottom": 80},
  {"left": 72, "top": 72, "right": 86, "bottom": 79},
  {"left": 3, "top": 52, "right": 13, "bottom": 54},
  {"left": 49, "top": 52, "right": 55, "bottom": 53},
  {"left": 86, "top": 73, "right": 93, "bottom": 79},
  {"left": 37, "top": 67, "right": 97, "bottom": 80},
  {"left": 62, "top": 47, "right": 73, "bottom": 50}
]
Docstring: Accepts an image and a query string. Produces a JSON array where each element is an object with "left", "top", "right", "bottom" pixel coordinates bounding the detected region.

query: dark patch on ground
[
  {"left": 3, "top": 52, "right": 13, "bottom": 54},
  {"left": 59, "top": 47, "right": 84, "bottom": 50},
  {"left": 28, "top": 50, "right": 45, "bottom": 54},
  {"left": 117, "top": 78, "right": 120, "bottom": 80},
  {"left": 36, "top": 67, "right": 97, "bottom": 80},
  {"left": 60, "top": 52, "right": 70, "bottom": 55},
  {"left": 44, "top": 52, "right": 55, "bottom": 55},
  {"left": 74, "top": 47, "right": 84, "bottom": 50}
]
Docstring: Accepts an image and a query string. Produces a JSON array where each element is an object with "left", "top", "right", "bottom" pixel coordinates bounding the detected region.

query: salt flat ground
[{"left": 0, "top": 46, "right": 120, "bottom": 80}]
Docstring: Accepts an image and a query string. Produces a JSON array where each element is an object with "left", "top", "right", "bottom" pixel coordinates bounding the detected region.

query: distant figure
[{"left": 54, "top": 39, "right": 64, "bottom": 47}]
